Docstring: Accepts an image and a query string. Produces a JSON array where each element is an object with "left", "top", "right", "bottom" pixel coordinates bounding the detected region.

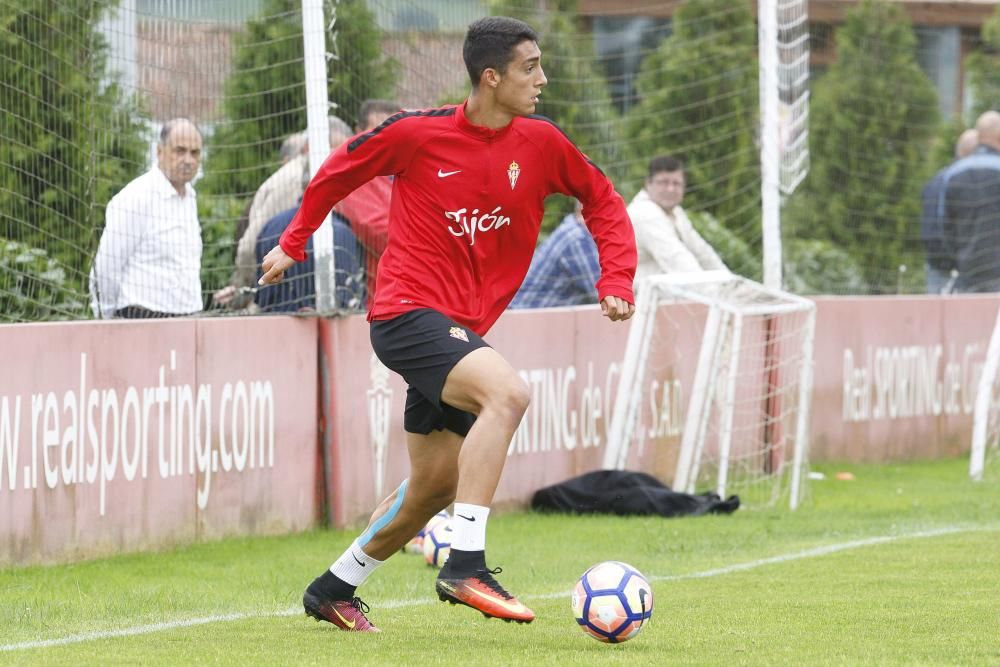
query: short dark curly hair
[
  {"left": 648, "top": 155, "right": 685, "bottom": 179},
  {"left": 463, "top": 17, "right": 539, "bottom": 87}
]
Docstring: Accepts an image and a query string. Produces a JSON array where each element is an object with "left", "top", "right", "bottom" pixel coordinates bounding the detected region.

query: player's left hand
[
  {"left": 258, "top": 245, "right": 296, "bottom": 285},
  {"left": 601, "top": 295, "right": 634, "bottom": 322}
]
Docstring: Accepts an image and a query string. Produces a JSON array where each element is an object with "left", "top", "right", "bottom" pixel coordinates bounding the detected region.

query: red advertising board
[
  {"left": 0, "top": 316, "right": 318, "bottom": 564},
  {"left": 811, "top": 294, "right": 1000, "bottom": 461},
  {"left": 5, "top": 294, "right": 997, "bottom": 559}
]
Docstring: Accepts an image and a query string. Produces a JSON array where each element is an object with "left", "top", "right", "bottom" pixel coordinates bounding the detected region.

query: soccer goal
[
  {"left": 969, "top": 308, "right": 1000, "bottom": 481},
  {"left": 604, "top": 271, "right": 816, "bottom": 510}
]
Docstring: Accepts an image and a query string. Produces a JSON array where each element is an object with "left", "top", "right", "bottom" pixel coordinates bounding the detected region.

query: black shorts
[{"left": 369, "top": 309, "right": 490, "bottom": 436}]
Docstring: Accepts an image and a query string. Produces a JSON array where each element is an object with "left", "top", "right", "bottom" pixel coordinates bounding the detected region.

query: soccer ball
[
  {"left": 404, "top": 510, "right": 450, "bottom": 555},
  {"left": 572, "top": 561, "right": 653, "bottom": 643},
  {"left": 422, "top": 518, "right": 453, "bottom": 568}
]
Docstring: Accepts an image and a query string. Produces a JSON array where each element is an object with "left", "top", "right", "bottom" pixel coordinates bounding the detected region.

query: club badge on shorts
[
  {"left": 507, "top": 161, "right": 520, "bottom": 190},
  {"left": 449, "top": 326, "right": 469, "bottom": 342}
]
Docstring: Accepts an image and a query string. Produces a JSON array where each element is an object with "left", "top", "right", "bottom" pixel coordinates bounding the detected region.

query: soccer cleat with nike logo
[
  {"left": 435, "top": 565, "right": 535, "bottom": 623},
  {"left": 303, "top": 587, "right": 380, "bottom": 632}
]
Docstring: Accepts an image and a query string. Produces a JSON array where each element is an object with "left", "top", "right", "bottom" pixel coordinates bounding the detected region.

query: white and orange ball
[
  {"left": 571, "top": 561, "right": 653, "bottom": 643},
  {"left": 422, "top": 518, "right": 453, "bottom": 568}
]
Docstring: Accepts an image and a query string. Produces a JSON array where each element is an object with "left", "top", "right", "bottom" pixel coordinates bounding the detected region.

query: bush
[
  {"left": 688, "top": 211, "right": 761, "bottom": 281},
  {"left": 0, "top": 239, "right": 87, "bottom": 322},
  {"left": 782, "top": 238, "right": 867, "bottom": 295},
  {"left": 198, "top": 196, "right": 249, "bottom": 302}
]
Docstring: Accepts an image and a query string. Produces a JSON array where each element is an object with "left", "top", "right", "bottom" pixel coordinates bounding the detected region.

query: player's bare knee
[
  {"left": 486, "top": 376, "right": 530, "bottom": 422},
  {"left": 512, "top": 380, "right": 531, "bottom": 415}
]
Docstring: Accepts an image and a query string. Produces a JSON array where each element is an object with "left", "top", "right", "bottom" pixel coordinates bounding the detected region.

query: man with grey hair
[
  {"left": 279, "top": 131, "right": 307, "bottom": 165},
  {"left": 943, "top": 110, "right": 1000, "bottom": 293},
  {"left": 214, "top": 116, "right": 352, "bottom": 308},
  {"left": 90, "top": 118, "right": 204, "bottom": 318}
]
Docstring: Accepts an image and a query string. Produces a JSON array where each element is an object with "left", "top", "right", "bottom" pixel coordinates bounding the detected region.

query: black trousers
[{"left": 114, "top": 306, "right": 188, "bottom": 319}]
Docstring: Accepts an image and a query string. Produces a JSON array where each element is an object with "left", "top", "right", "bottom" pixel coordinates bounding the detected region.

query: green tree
[
  {"left": 966, "top": 5, "right": 1000, "bottom": 118},
  {"left": 490, "top": 0, "right": 624, "bottom": 234},
  {"left": 782, "top": 0, "right": 939, "bottom": 293},
  {"left": 0, "top": 2, "right": 147, "bottom": 311},
  {"left": 624, "top": 0, "right": 760, "bottom": 251},
  {"left": 201, "top": 0, "right": 399, "bottom": 200},
  {"left": 782, "top": 238, "right": 866, "bottom": 295}
]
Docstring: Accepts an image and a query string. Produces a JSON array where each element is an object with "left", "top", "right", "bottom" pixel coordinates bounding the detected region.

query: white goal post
[
  {"left": 604, "top": 272, "right": 816, "bottom": 510},
  {"left": 970, "top": 307, "right": 1000, "bottom": 481}
]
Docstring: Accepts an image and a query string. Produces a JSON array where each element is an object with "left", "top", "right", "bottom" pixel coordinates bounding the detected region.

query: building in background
[{"left": 99, "top": 0, "right": 997, "bottom": 126}]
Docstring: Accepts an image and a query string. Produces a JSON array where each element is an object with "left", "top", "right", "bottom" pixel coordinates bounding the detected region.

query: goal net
[
  {"left": 970, "top": 307, "right": 1000, "bottom": 481},
  {"left": 604, "top": 272, "right": 816, "bottom": 509}
]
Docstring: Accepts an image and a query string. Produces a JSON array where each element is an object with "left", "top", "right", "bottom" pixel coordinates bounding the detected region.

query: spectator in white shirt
[
  {"left": 90, "top": 118, "right": 204, "bottom": 319},
  {"left": 628, "top": 155, "right": 727, "bottom": 284}
]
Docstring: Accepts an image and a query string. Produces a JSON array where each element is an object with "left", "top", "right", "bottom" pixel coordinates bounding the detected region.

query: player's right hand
[{"left": 258, "top": 245, "right": 296, "bottom": 285}]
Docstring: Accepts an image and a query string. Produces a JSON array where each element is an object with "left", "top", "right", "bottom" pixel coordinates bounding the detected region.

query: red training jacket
[{"left": 280, "top": 102, "right": 636, "bottom": 336}]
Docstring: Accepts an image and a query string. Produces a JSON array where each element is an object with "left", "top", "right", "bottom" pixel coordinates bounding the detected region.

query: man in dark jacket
[
  {"left": 920, "top": 128, "right": 978, "bottom": 294},
  {"left": 943, "top": 111, "right": 1000, "bottom": 293}
]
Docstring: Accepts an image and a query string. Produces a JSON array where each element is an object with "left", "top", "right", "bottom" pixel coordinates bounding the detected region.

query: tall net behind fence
[
  {"left": 0, "top": 0, "right": 770, "bottom": 321},
  {"left": 6, "top": 0, "right": 1000, "bottom": 324}
]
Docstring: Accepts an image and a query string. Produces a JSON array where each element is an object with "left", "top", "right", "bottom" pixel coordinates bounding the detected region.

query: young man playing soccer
[{"left": 259, "top": 16, "right": 637, "bottom": 632}]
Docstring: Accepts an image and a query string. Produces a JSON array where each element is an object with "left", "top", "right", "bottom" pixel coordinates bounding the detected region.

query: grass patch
[{"left": 1, "top": 458, "right": 998, "bottom": 665}]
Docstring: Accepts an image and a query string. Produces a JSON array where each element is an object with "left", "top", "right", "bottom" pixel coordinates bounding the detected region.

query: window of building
[
  {"left": 914, "top": 26, "right": 961, "bottom": 119},
  {"left": 592, "top": 16, "right": 672, "bottom": 113}
]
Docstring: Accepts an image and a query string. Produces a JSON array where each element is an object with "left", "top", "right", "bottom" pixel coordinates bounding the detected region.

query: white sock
[
  {"left": 329, "top": 539, "right": 385, "bottom": 587},
  {"left": 451, "top": 503, "right": 490, "bottom": 551}
]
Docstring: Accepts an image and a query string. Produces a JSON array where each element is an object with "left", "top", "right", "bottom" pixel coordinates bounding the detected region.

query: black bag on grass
[{"left": 530, "top": 470, "right": 739, "bottom": 518}]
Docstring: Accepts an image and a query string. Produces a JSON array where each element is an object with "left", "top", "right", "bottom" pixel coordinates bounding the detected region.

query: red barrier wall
[
  {"left": 811, "top": 294, "right": 1000, "bottom": 461},
  {"left": 0, "top": 317, "right": 318, "bottom": 565},
  {"left": 4, "top": 295, "right": 997, "bottom": 558}
]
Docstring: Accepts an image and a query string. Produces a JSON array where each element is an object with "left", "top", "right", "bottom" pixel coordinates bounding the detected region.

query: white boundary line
[{"left": 1, "top": 524, "right": 992, "bottom": 653}]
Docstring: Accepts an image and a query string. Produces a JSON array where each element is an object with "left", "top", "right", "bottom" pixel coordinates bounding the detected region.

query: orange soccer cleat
[{"left": 435, "top": 565, "right": 535, "bottom": 624}]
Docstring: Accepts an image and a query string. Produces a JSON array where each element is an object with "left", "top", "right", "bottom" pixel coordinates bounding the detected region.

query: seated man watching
[
  {"left": 628, "top": 155, "right": 727, "bottom": 284},
  {"left": 254, "top": 205, "right": 366, "bottom": 313}
]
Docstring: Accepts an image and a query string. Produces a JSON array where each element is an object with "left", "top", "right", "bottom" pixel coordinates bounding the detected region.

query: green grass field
[{"left": 2, "top": 458, "right": 998, "bottom": 666}]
